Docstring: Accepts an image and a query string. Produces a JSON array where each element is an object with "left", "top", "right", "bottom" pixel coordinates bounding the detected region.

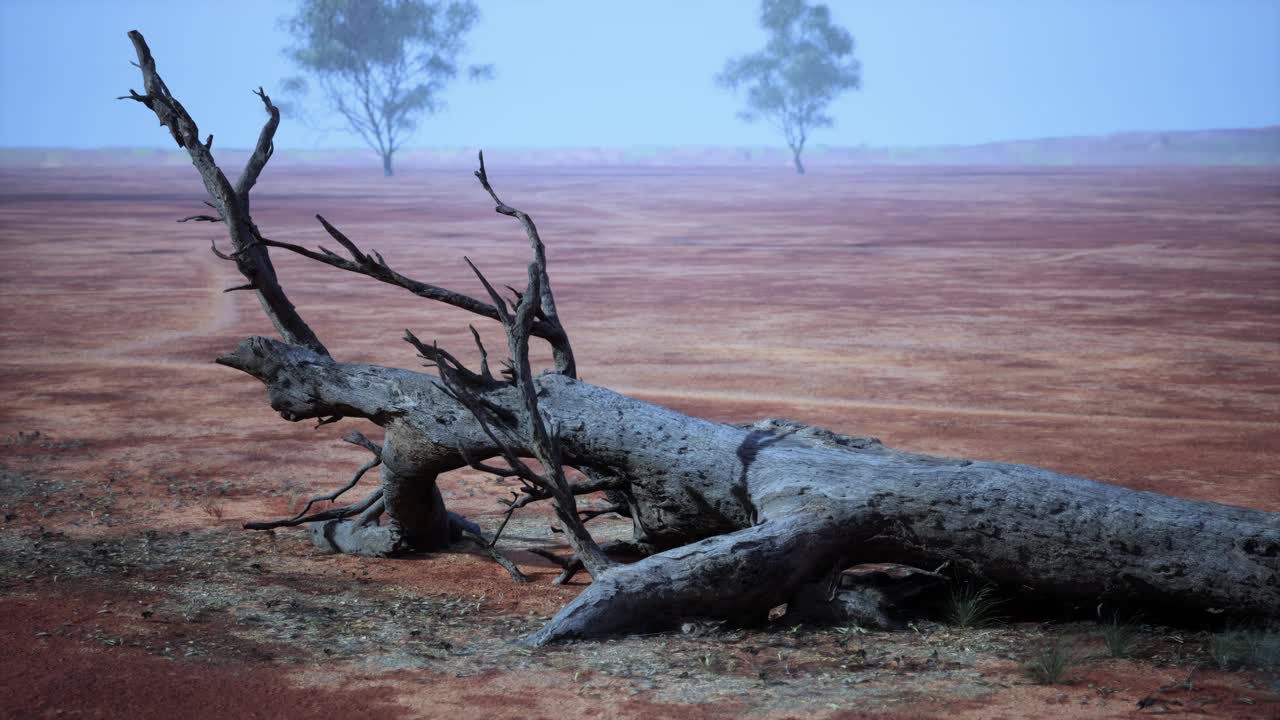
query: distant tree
[
  {"left": 281, "top": 0, "right": 493, "bottom": 176},
  {"left": 717, "top": 0, "right": 861, "bottom": 175}
]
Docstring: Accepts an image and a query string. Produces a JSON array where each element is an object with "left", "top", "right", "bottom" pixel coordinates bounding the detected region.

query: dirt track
[{"left": 1, "top": 163, "right": 1278, "bottom": 718}]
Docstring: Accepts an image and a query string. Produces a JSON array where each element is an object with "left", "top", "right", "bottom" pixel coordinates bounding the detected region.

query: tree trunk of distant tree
[
  {"left": 382, "top": 151, "right": 395, "bottom": 177},
  {"left": 123, "top": 30, "right": 1280, "bottom": 646},
  {"left": 791, "top": 142, "right": 806, "bottom": 175}
]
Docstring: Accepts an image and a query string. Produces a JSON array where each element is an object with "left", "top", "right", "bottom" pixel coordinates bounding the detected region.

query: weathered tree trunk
[
  {"left": 219, "top": 338, "right": 1280, "bottom": 643},
  {"left": 123, "top": 30, "right": 1279, "bottom": 646},
  {"left": 382, "top": 151, "right": 394, "bottom": 177}
]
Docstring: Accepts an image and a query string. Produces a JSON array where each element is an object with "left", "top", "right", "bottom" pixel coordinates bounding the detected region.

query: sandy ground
[{"left": 1, "top": 162, "right": 1278, "bottom": 718}]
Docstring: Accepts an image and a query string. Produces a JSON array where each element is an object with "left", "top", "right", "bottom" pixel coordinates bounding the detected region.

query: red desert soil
[{"left": 1, "top": 163, "right": 1278, "bottom": 718}]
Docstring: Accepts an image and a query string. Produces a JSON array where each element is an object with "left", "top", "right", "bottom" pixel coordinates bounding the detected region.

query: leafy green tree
[
  {"left": 281, "top": 0, "right": 493, "bottom": 176},
  {"left": 717, "top": 0, "right": 861, "bottom": 174}
]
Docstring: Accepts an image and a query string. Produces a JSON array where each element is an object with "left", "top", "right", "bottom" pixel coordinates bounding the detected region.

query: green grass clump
[
  {"left": 946, "top": 585, "right": 1004, "bottom": 628},
  {"left": 1026, "top": 642, "right": 1075, "bottom": 685},
  {"left": 1100, "top": 614, "right": 1140, "bottom": 658}
]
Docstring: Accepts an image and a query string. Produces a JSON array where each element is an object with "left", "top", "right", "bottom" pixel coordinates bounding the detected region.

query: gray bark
[
  {"left": 219, "top": 339, "right": 1280, "bottom": 644},
  {"left": 121, "top": 31, "right": 329, "bottom": 358}
]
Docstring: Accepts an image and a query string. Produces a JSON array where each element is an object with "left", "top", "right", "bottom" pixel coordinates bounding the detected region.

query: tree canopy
[
  {"left": 717, "top": 0, "right": 861, "bottom": 174},
  {"left": 281, "top": 0, "right": 492, "bottom": 176}
]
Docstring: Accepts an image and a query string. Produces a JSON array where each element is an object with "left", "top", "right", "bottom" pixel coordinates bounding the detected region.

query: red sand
[{"left": 1, "top": 163, "right": 1277, "bottom": 718}]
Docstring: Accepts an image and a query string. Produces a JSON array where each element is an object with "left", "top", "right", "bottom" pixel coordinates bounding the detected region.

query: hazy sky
[{"left": 1, "top": 0, "right": 1277, "bottom": 149}]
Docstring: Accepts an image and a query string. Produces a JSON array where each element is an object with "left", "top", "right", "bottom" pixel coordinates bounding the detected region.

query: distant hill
[{"left": 3, "top": 126, "right": 1277, "bottom": 168}]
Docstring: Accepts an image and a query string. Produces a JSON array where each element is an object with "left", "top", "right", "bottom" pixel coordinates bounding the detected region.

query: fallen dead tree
[{"left": 121, "top": 31, "right": 1278, "bottom": 645}]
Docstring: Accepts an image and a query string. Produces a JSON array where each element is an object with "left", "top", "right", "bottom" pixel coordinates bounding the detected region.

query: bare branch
[
  {"left": 243, "top": 433, "right": 382, "bottom": 531},
  {"left": 342, "top": 431, "right": 381, "bottom": 456},
  {"left": 315, "top": 214, "right": 369, "bottom": 261},
  {"left": 463, "top": 257, "right": 511, "bottom": 325},
  {"left": 489, "top": 493, "right": 527, "bottom": 547},
  {"left": 244, "top": 487, "right": 384, "bottom": 531},
  {"left": 433, "top": 364, "right": 541, "bottom": 486},
  {"left": 526, "top": 547, "right": 573, "bottom": 569},
  {"left": 261, "top": 216, "right": 573, "bottom": 336},
  {"left": 235, "top": 87, "right": 278, "bottom": 201},
  {"left": 469, "top": 325, "right": 493, "bottom": 382},
  {"left": 547, "top": 541, "right": 657, "bottom": 586},
  {"left": 209, "top": 239, "right": 234, "bottom": 261},
  {"left": 457, "top": 446, "right": 522, "bottom": 479},
  {"left": 438, "top": 207, "right": 611, "bottom": 576},
  {"left": 462, "top": 531, "right": 531, "bottom": 583},
  {"left": 123, "top": 30, "right": 328, "bottom": 356},
  {"left": 403, "top": 330, "right": 486, "bottom": 387},
  {"left": 473, "top": 151, "right": 575, "bottom": 377},
  {"left": 579, "top": 504, "right": 627, "bottom": 523},
  {"left": 488, "top": 470, "right": 631, "bottom": 551}
]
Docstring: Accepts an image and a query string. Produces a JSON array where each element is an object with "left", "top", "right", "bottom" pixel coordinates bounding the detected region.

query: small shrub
[
  {"left": 1026, "top": 642, "right": 1074, "bottom": 685},
  {"left": 1101, "top": 613, "right": 1139, "bottom": 658},
  {"left": 1211, "top": 627, "right": 1280, "bottom": 670},
  {"left": 946, "top": 584, "right": 1004, "bottom": 628},
  {"left": 199, "top": 498, "right": 226, "bottom": 521}
]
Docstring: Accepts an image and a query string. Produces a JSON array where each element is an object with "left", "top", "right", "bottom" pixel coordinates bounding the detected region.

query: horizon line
[{"left": 3, "top": 125, "right": 1277, "bottom": 154}]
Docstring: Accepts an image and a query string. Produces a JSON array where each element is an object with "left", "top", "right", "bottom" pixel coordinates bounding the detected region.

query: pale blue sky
[{"left": 1, "top": 0, "right": 1277, "bottom": 149}]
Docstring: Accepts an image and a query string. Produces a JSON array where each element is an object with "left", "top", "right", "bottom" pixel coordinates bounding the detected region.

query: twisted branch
[
  {"left": 244, "top": 487, "right": 384, "bottom": 531},
  {"left": 419, "top": 182, "right": 611, "bottom": 576},
  {"left": 121, "top": 30, "right": 328, "bottom": 357},
  {"left": 243, "top": 432, "right": 382, "bottom": 530},
  {"left": 259, "top": 212, "right": 575, "bottom": 374},
  {"left": 474, "top": 151, "right": 575, "bottom": 377}
]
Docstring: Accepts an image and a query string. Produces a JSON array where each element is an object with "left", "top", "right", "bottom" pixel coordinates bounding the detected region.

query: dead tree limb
[
  {"left": 121, "top": 30, "right": 327, "bottom": 357},
  {"left": 125, "top": 31, "right": 1280, "bottom": 646},
  {"left": 245, "top": 487, "right": 385, "bottom": 532},
  {"left": 425, "top": 255, "right": 614, "bottom": 578},
  {"left": 462, "top": 531, "right": 531, "bottom": 583},
  {"left": 243, "top": 431, "right": 382, "bottom": 530}
]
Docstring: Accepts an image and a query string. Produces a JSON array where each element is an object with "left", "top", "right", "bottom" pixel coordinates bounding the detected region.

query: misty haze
[{"left": 1, "top": 2, "right": 1278, "bottom": 719}]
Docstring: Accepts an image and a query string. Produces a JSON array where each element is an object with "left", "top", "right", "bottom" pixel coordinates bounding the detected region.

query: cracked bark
[
  {"left": 124, "top": 30, "right": 1280, "bottom": 645},
  {"left": 221, "top": 341, "right": 1280, "bottom": 641}
]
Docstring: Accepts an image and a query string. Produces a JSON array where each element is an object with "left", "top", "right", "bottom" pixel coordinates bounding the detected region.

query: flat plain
[{"left": 2, "top": 161, "right": 1278, "bottom": 718}]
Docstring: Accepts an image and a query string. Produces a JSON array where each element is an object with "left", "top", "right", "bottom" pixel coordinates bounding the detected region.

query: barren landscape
[{"left": 1, "top": 161, "right": 1278, "bottom": 718}]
